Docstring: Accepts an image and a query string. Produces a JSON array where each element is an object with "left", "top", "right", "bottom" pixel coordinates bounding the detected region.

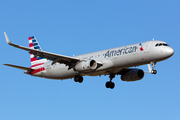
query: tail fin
[{"left": 28, "top": 36, "right": 48, "bottom": 69}]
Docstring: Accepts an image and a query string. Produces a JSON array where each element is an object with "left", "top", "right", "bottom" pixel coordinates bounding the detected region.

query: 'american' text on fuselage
[{"left": 104, "top": 46, "right": 138, "bottom": 58}]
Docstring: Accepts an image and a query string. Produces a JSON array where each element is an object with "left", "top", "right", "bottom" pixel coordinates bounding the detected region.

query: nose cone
[{"left": 166, "top": 47, "right": 174, "bottom": 57}]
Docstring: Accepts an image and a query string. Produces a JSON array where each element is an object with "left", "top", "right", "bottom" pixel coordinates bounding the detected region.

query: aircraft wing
[{"left": 4, "top": 32, "right": 80, "bottom": 66}]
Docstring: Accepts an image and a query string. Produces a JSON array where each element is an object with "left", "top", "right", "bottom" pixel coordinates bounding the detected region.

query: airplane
[{"left": 3, "top": 32, "right": 174, "bottom": 89}]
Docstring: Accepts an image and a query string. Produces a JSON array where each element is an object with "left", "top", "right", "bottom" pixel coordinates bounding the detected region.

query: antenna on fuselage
[{"left": 152, "top": 38, "right": 154, "bottom": 41}]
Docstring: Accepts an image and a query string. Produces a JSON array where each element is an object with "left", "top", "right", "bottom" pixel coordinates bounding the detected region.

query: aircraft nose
[{"left": 166, "top": 47, "right": 174, "bottom": 57}]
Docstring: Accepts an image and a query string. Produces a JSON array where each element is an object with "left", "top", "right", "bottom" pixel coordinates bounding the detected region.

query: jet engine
[
  {"left": 121, "top": 69, "right": 144, "bottom": 81},
  {"left": 74, "top": 59, "right": 97, "bottom": 71}
]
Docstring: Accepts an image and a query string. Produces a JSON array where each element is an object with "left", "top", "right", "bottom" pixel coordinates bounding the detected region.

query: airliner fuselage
[{"left": 31, "top": 40, "right": 173, "bottom": 80}]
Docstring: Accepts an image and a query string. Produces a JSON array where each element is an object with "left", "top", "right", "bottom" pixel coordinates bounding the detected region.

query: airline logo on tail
[
  {"left": 28, "top": 36, "right": 48, "bottom": 69},
  {"left": 29, "top": 36, "right": 41, "bottom": 50}
]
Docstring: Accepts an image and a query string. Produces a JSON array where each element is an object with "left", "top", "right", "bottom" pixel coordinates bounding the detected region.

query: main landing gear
[
  {"left": 105, "top": 74, "right": 115, "bottom": 89},
  {"left": 150, "top": 61, "right": 157, "bottom": 74},
  {"left": 74, "top": 75, "right": 83, "bottom": 83},
  {"left": 74, "top": 74, "right": 116, "bottom": 89}
]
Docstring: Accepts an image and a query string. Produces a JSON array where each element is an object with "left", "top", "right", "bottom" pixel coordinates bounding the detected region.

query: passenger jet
[{"left": 3, "top": 32, "right": 174, "bottom": 89}]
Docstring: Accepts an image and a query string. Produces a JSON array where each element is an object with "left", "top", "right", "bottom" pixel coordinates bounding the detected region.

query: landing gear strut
[
  {"left": 150, "top": 61, "right": 157, "bottom": 74},
  {"left": 74, "top": 75, "right": 83, "bottom": 83},
  {"left": 105, "top": 74, "right": 115, "bottom": 89}
]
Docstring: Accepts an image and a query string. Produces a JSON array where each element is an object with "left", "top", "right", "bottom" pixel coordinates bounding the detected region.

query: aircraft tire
[
  {"left": 151, "top": 70, "right": 157, "bottom": 74},
  {"left": 105, "top": 81, "right": 110, "bottom": 88},
  {"left": 74, "top": 75, "right": 83, "bottom": 83},
  {"left": 78, "top": 76, "right": 83, "bottom": 83},
  {"left": 106, "top": 81, "right": 115, "bottom": 89},
  {"left": 74, "top": 75, "right": 79, "bottom": 82},
  {"left": 109, "top": 82, "right": 115, "bottom": 89}
]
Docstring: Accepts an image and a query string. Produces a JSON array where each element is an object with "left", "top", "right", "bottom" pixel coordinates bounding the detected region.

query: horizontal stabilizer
[{"left": 4, "top": 64, "right": 34, "bottom": 71}]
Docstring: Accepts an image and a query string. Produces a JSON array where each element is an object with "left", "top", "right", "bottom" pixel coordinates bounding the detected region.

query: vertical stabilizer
[{"left": 29, "top": 36, "right": 48, "bottom": 69}]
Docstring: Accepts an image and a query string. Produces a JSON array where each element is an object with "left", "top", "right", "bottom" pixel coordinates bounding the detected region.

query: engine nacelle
[
  {"left": 121, "top": 69, "right": 144, "bottom": 81},
  {"left": 74, "top": 59, "right": 97, "bottom": 71}
]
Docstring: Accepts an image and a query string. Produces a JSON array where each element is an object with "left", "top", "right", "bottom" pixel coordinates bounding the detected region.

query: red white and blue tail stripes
[{"left": 29, "top": 36, "right": 48, "bottom": 70}]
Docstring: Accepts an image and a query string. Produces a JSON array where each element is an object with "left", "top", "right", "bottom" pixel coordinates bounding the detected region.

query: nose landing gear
[
  {"left": 151, "top": 70, "right": 157, "bottom": 74},
  {"left": 150, "top": 61, "right": 157, "bottom": 74}
]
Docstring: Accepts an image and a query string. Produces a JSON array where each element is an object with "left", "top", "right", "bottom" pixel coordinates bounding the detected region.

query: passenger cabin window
[{"left": 155, "top": 43, "right": 169, "bottom": 47}]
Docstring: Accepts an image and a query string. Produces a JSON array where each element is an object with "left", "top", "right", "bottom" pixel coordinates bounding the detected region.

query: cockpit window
[
  {"left": 163, "top": 43, "right": 168, "bottom": 46},
  {"left": 155, "top": 43, "right": 169, "bottom": 47}
]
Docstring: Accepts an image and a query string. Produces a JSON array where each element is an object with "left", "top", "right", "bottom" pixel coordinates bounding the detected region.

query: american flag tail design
[{"left": 28, "top": 36, "right": 48, "bottom": 69}]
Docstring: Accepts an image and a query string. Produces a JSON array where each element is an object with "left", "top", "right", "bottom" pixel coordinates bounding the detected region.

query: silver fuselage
[{"left": 31, "top": 40, "right": 174, "bottom": 80}]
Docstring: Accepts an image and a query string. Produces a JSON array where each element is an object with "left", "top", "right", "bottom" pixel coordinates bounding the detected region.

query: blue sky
[{"left": 0, "top": 0, "right": 179, "bottom": 120}]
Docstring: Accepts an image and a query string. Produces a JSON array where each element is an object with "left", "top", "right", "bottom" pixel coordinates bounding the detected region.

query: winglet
[{"left": 4, "top": 32, "right": 11, "bottom": 44}]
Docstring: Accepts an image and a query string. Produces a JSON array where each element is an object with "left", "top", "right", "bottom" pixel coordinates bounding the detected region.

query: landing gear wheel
[
  {"left": 74, "top": 75, "right": 83, "bottom": 83},
  {"left": 74, "top": 76, "right": 79, "bottom": 82},
  {"left": 150, "top": 61, "right": 157, "bottom": 74},
  {"left": 109, "top": 82, "right": 115, "bottom": 89},
  {"left": 105, "top": 81, "right": 115, "bottom": 89},
  {"left": 105, "top": 81, "right": 111, "bottom": 88},
  {"left": 151, "top": 70, "right": 157, "bottom": 74},
  {"left": 78, "top": 76, "right": 83, "bottom": 83}
]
